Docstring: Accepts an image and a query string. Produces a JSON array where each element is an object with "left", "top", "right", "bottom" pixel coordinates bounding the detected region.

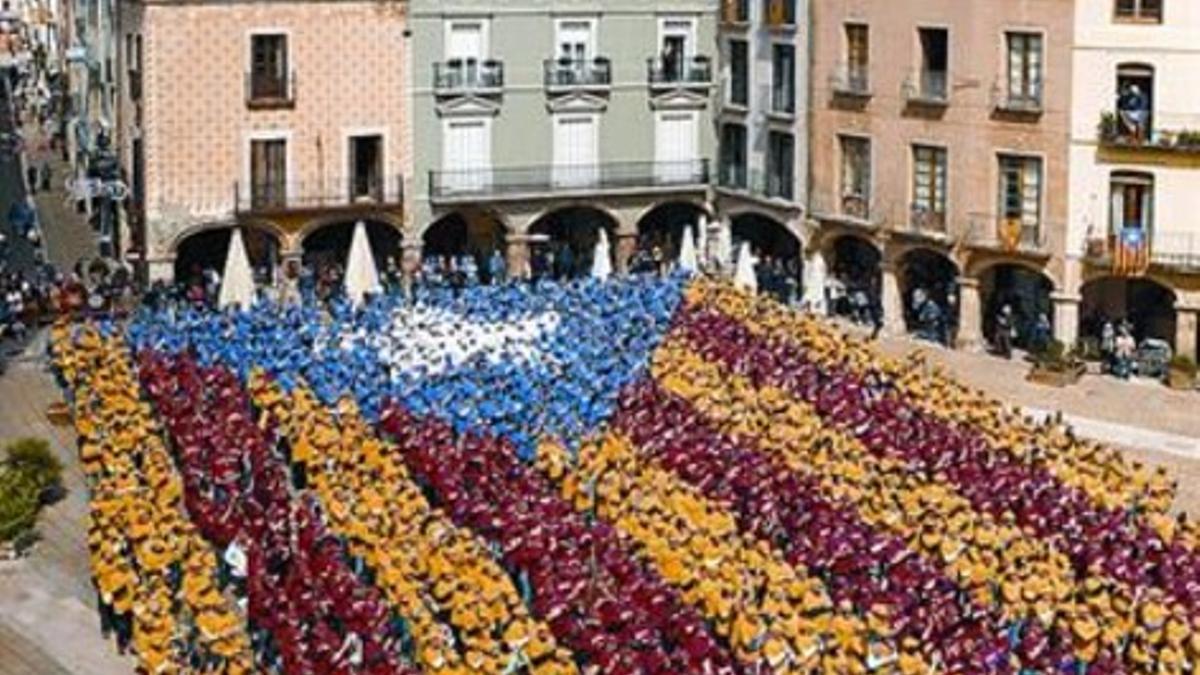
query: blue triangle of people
[{"left": 126, "top": 275, "right": 686, "bottom": 459}]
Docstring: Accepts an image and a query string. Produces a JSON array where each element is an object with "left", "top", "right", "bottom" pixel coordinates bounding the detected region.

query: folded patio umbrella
[{"left": 218, "top": 227, "right": 255, "bottom": 310}]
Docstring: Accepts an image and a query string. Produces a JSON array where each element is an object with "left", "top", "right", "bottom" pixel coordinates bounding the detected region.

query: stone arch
[
  {"left": 895, "top": 247, "right": 959, "bottom": 338},
  {"left": 420, "top": 209, "right": 510, "bottom": 284},
  {"left": 527, "top": 205, "right": 620, "bottom": 279},
  {"left": 296, "top": 211, "right": 405, "bottom": 244},
  {"left": 978, "top": 263, "right": 1056, "bottom": 350},
  {"left": 824, "top": 233, "right": 883, "bottom": 320},
  {"left": 730, "top": 211, "right": 803, "bottom": 304},
  {"left": 172, "top": 223, "right": 283, "bottom": 285},
  {"left": 300, "top": 218, "right": 403, "bottom": 272},
  {"left": 632, "top": 201, "right": 711, "bottom": 271},
  {"left": 1080, "top": 275, "right": 1178, "bottom": 348}
]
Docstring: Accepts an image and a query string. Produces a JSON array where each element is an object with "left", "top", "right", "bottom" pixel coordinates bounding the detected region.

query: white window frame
[
  {"left": 658, "top": 16, "right": 697, "bottom": 58},
  {"left": 243, "top": 129, "right": 293, "bottom": 203},
  {"left": 343, "top": 127, "right": 390, "bottom": 201},
  {"left": 443, "top": 18, "right": 490, "bottom": 60},
  {"left": 554, "top": 16, "right": 598, "bottom": 60},
  {"left": 552, "top": 112, "right": 600, "bottom": 187}
]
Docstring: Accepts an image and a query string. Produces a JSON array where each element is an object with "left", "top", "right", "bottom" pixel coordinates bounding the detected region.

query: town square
[{"left": 3, "top": 0, "right": 1200, "bottom": 673}]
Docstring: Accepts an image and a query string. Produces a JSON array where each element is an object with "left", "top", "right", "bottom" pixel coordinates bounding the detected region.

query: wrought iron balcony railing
[
  {"left": 543, "top": 57, "right": 612, "bottom": 91},
  {"left": 902, "top": 70, "right": 949, "bottom": 106},
  {"left": 430, "top": 160, "right": 709, "bottom": 202},
  {"left": 829, "top": 63, "right": 871, "bottom": 98},
  {"left": 245, "top": 70, "right": 296, "bottom": 109},
  {"left": 433, "top": 59, "right": 504, "bottom": 94},
  {"left": 906, "top": 203, "right": 948, "bottom": 235},
  {"left": 234, "top": 174, "right": 404, "bottom": 214},
  {"left": 966, "top": 212, "right": 1050, "bottom": 253},
  {"left": 647, "top": 56, "right": 713, "bottom": 89}
]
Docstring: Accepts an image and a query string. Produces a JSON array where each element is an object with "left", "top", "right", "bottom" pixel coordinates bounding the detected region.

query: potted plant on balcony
[
  {"left": 1027, "top": 340, "right": 1086, "bottom": 387},
  {"left": 1177, "top": 130, "right": 1200, "bottom": 151},
  {"left": 1166, "top": 354, "right": 1197, "bottom": 390},
  {"left": 1098, "top": 112, "right": 1119, "bottom": 142}
]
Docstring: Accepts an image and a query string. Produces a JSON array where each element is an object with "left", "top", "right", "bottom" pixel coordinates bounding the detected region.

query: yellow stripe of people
[
  {"left": 534, "top": 436, "right": 930, "bottom": 673},
  {"left": 687, "top": 280, "right": 1186, "bottom": 544},
  {"left": 650, "top": 339, "right": 1194, "bottom": 667},
  {"left": 250, "top": 376, "right": 576, "bottom": 675},
  {"left": 52, "top": 324, "right": 253, "bottom": 674}
]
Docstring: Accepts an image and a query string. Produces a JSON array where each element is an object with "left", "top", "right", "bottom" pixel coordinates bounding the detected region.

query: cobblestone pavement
[{"left": 0, "top": 339, "right": 132, "bottom": 675}]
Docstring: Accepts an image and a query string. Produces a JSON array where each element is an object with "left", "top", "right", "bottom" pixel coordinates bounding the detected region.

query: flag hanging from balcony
[
  {"left": 1114, "top": 226, "right": 1150, "bottom": 277},
  {"left": 998, "top": 217, "right": 1022, "bottom": 252}
]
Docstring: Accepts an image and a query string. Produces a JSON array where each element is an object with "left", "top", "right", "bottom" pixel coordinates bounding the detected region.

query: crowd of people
[{"left": 49, "top": 268, "right": 1200, "bottom": 673}]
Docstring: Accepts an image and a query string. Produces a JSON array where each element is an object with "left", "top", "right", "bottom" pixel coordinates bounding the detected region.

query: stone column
[
  {"left": 955, "top": 276, "right": 983, "bottom": 350},
  {"left": 146, "top": 258, "right": 174, "bottom": 283},
  {"left": 615, "top": 232, "right": 637, "bottom": 275},
  {"left": 881, "top": 263, "right": 905, "bottom": 334},
  {"left": 1175, "top": 304, "right": 1199, "bottom": 361},
  {"left": 1051, "top": 291, "right": 1081, "bottom": 348},
  {"left": 505, "top": 234, "right": 530, "bottom": 281}
]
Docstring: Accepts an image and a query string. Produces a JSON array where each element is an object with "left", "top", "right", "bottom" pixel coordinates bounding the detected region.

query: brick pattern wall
[{"left": 138, "top": 0, "right": 409, "bottom": 259}]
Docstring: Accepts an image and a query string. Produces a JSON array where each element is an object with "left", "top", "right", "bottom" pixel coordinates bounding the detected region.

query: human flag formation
[
  {"left": 52, "top": 274, "right": 1200, "bottom": 674},
  {"left": 1114, "top": 226, "right": 1151, "bottom": 277}
]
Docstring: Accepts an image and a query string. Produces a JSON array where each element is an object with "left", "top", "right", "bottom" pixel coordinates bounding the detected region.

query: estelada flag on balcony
[
  {"left": 998, "top": 217, "right": 1023, "bottom": 252},
  {"left": 1114, "top": 226, "right": 1150, "bottom": 277}
]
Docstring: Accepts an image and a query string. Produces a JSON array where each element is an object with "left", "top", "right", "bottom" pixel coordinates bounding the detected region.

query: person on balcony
[{"left": 1118, "top": 84, "right": 1150, "bottom": 142}]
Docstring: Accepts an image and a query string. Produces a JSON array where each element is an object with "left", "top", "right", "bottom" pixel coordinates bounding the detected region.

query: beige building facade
[
  {"left": 807, "top": 0, "right": 1074, "bottom": 349},
  {"left": 116, "top": 0, "right": 410, "bottom": 282}
]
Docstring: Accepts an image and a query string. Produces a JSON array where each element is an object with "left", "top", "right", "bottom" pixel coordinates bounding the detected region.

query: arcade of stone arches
[{"left": 168, "top": 206, "right": 1200, "bottom": 361}]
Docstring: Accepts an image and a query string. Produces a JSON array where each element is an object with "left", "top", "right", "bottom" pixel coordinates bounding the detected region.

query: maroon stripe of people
[
  {"left": 675, "top": 304, "right": 1200, "bottom": 619},
  {"left": 138, "top": 352, "right": 414, "bottom": 675},
  {"left": 610, "top": 378, "right": 1082, "bottom": 674},
  {"left": 377, "top": 404, "right": 742, "bottom": 675}
]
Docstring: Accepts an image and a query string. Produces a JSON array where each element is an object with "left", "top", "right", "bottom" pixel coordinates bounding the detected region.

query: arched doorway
[
  {"left": 898, "top": 248, "right": 958, "bottom": 343},
  {"left": 633, "top": 201, "right": 708, "bottom": 274},
  {"left": 423, "top": 210, "right": 507, "bottom": 284},
  {"left": 528, "top": 206, "right": 617, "bottom": 280},
  {"left": 827, "top": 235, "right": 881, "bottom": 322},
  {"left": 1080, "top": 276, "right": 1177, "bottom": 348},
  {"left": 173, "top": 225, "right": 280, "bottom": 286},
  {"left": 301, "top": 219, "right": 402, "bottom": 272},
  {"left": 979, "top": 264, "right": 1054, "bottom": 351},
  {"left": 731, "top": 212, "right": 802, "bottom": 304}
]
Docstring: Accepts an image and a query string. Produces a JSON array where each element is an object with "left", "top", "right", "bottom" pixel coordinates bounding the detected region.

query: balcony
[
  {"left": 647, "top": 56, "right": 713, "bottom": 91},
  {"left": 809, "top": 192, "right": 885, "bottom": 229},
  {"left": 829, "top": 64, "right": 871, "bottom": 99},
  {"left": 430, "top": 160, "right": 709, "bottom": 203},
  {"left": 543, "top": 57, "right": 612, "bottom": 94},
  {"left": 1098, "top": 111, "right": 1200, "bottom": 157},
  {"left": 1085, "top": 231, "right": 1200, "bottom": 273},
  {"left": 902, "top": 70, "right": 949, "bottom": 107},
  {"left": 991, "top": 81, "right": 1043, "bottom": 116},
  {"left": 903, "top": 204, "right": 948, "bottom": 238},
  {"left": 965, "top": 213, "right": 1050, "bottom": 256},
  {"left": 245, "top": 71, "right": 296, "bottom": 110},
  {"left": 234, "top": 175, "right": 404, "bottom": 216},
  {"left": 433, "top": 59, "right": 504, "bottom": 96}
]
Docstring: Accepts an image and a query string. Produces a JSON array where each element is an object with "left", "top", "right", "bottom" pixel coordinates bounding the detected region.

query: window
[
  {"left": 1110, "top": 172, "right": 1154, "bottom": 234},
  {"left": 719, "top": 123, "right": 747, "bottom": 189},
  {"left": 767, "top": 131, "right": 794, "bottom": 200},
  {"left": 840, "top": 136, "right": 871, "bottom": 218},
  {"left": 771, "top": 44, "right": 796, "bottom": 113},
  {"left": 912, "top": 145, "right": 947, "bottom": 226},
  {"left": 998, "top": 155, "right": 1042, "bottom": 232},
  {"left": 1115, "top": 0, "right": 1162, "bottom": 22},
  {"left": 249, "top": 34, "right": 289, "bottom": 101},
  {"left": 250, "top": 139, "right": 287, "bottom": 209},
  {"left": 1115, "top": 64, "right": 1154, "bottom": 141},
  {"left": 845, "top": 24, "right": 869, "bottom": 90},
  {"left": 1005, "top": 32, "right": 1042, "bottom": 107},
  {"left": 764, "top": 0, "right": 796, "bottom": 26},
  {"left": 728, "top": 39, "right": 748, "bottom": 107},
  {"left": 349, "top": 135, "right": 383, "bottom": 200},
  {"left": 722, "top": 0, "right": 749, "bottom": 23},
  {"left": 917, "top": 27, "right": 949, "bottom": 100}
]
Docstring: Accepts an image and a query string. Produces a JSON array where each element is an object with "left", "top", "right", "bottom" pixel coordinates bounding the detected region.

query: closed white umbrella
[
  {"left": 218, "top": 227, "right": 255, "bottom": 310},
  {"left": 344, "top": 220, "right": 382, "bottom": 308},
  {"left": 678, "top": 223, "right": 698, "bottom": 273},
  {"left": 734, "top": 241, "right": 757, "bottom": 293},
  {"left": 591, "top": 228, "right": 612, "bottom": 280},
  {"left": 696, "top": 215, "right": 709, "bottom": 267},
  {"left": 716, "top": 220, "right": 733, "bottom": 272}
]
